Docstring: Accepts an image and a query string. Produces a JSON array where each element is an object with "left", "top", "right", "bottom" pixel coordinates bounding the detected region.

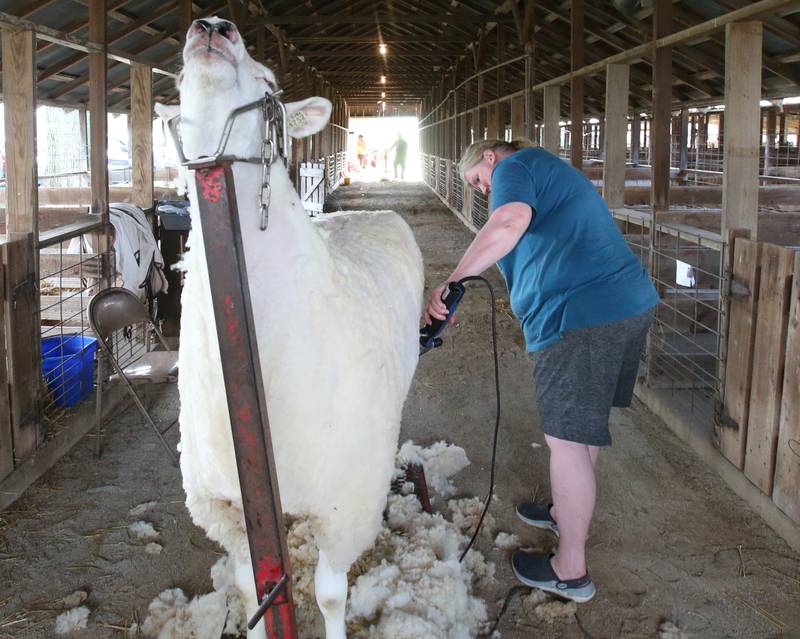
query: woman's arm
[{"left": 424, "top": 201, "right": 532, "bottom": 323}]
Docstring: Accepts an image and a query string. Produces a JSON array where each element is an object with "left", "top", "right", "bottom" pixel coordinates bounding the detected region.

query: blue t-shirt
[{"left": 489, "top": 147, "right": 659, "bottom": 351}]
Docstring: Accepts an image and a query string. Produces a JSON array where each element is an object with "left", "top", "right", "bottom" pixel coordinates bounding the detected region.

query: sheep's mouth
[{"left": 185, "top": 41, "right": 236, "bottom": 65}]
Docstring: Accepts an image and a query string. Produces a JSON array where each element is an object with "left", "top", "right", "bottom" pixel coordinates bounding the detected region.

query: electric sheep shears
[{"left": 419, "top": 281, "right": 466, "bottom": 355}]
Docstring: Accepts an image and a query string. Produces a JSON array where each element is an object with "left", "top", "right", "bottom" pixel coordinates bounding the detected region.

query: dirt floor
[{"left": 2, "top": 180, "right": 800, "bottom": 638}]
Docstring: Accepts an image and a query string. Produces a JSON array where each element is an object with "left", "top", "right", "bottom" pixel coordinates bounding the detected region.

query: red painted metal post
[{"left": 190, "top": 159, "right": 298, "bottom": 637}]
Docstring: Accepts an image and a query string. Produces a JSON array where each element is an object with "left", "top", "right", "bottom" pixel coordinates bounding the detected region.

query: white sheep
[{"left": 172, "top": 17, "right": 424, "bottom": 638}]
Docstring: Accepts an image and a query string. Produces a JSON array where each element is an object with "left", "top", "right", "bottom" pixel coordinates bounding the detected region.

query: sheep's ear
[
  {"left": 154, "top": 102, "right": 180, "bottom": 121},
  {"left": 285, "top": 97, "right": 332, "bottom": 138}
]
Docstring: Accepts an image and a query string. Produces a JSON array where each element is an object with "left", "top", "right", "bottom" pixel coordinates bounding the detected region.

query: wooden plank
[
  {"left": 772, "top": 252, "right": 800, "bottom": 523},
  {"left": 744, "top": 243, "right": 794, "bottom": 494},
  {"left": 131, "top": 63, "right": 153, "bottom": 209},
  {"left": 543, "top": 84, "right": 560, "bottom": 153},
  {"left": 721, "top": 22, "right": 763, "bottom": 240},
  {"left": 2, "top": 27, "right": 39, "bottom": 238},
  {"left": 569, "top": 0, "right": 583, "bottom": 169},
  {"left": 3, "top": 235, "right": 41, "bottom": 463},
  {"left": 0, "top": 263, "right": 12, "bottom": 481},
  {"left": 602, "top": 63, "right": 629, "bottom": 210},
  {"left": 719, "top": 237, "right": 760, "bottom": 468}
]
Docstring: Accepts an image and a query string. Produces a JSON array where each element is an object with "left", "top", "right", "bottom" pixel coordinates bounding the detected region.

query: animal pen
[{"left": 0, "top": 0, "right": 799, "bottom": 636}]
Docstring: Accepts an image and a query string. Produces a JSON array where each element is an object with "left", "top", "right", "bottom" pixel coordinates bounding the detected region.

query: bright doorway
[{"left": 347, "top": 116, "right": 421, "bottom": 182}]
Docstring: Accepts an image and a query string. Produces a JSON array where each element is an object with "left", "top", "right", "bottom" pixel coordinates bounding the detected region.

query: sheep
[{"left": 171, "top": 17, "right": 424, "bottom": 638}]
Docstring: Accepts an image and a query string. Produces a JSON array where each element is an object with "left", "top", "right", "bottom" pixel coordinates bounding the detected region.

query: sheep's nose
[
  {"left": 216, "top": 22, "right": 237, "bottom": 40},
  {"left": 190, "top": 19, "right": 211, "bottom": 36},
  {"left": 189, "top": 19, "right": 237, "bottom": 41}
]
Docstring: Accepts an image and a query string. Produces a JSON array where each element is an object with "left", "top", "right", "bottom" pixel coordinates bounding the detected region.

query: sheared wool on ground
[
  {"left": 129, "top": 501, "right": 158, "bottom": 518},
  {"left": 140, "top": 442, "right": 491, "bottom": 638},
  {"left": 493, "top": 532, "right": 520, "bottom": 550},
  {"left": 54, "top": 606, "right": 90, "bottom": 634},
  {"left": 128, "top": 521, "right": 159, "bottom": 542},
  {"left": 396, "top": 440, "right": 470, "bottom": 499}
]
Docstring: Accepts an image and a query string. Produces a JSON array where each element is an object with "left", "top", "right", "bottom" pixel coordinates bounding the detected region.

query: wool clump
[{"left": 54, "top": 606, "right": 90, "bottom": 634}]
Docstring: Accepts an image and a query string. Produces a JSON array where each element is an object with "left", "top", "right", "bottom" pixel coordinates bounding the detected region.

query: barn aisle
[{"left": 1, "top": 181, "right": 798, "bottom": 638}]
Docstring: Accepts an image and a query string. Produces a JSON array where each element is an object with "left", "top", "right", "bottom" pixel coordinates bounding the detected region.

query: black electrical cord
[{"left": 456, "top": 275, "right": 501, "bottom": 563}]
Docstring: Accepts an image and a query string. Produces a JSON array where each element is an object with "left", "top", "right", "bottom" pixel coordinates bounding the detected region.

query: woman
[{"left": 424, "top": 139, "right": 659, "bottom": 602}]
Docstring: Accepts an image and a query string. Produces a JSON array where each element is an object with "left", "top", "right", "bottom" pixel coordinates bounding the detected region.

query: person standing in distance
[
  {"left": 423, "top": 138, "right": 659, "bottom": 602},
  {"left": 389, "top": 133, "right": 408, "bottom": 180}
]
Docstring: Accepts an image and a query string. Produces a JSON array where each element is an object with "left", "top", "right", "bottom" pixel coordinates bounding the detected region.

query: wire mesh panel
[
  {"left": 472, "top": 190, "right": 489, "bottom": 229},
  {"left": 39, "top": 229, "right": 110, "bottom": 421},
  {"left": 451, "top": 163, "right": 463, "bottom": 213},
  {"left": 614, "top": 211, "right": 725, "bottom": 422},
  {"left": 437, "top": 159, "right": 447, "bottom": 198}
]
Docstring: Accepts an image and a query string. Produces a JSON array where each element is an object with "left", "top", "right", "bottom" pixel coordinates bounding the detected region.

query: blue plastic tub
[{"left": 41, "top": 335, "right": 98, "bottom": 407}]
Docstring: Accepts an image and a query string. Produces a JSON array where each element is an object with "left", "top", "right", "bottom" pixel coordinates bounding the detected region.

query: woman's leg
[{"left": 546, "top": 434, "right": 597, "bottom": 580}]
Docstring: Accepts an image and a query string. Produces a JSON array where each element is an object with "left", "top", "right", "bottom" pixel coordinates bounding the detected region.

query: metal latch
[
  {"left": 12, "top": 277, "right": 36, "bottom": 304},
  {"left": 248, "top": 573, "right": 290, "bottom": 630},
  {"left": 729, "top": 278, "right": 750, "bottom": 298}
]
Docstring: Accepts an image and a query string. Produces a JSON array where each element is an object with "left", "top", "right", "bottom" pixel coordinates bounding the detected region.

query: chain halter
[{"left": 164, "top": 90, "right": 290, "bottom": 231}]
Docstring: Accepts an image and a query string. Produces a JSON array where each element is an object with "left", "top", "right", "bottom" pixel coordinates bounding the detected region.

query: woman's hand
[{"left": 423, "top": 284, "right": 456, "bottom": 326}]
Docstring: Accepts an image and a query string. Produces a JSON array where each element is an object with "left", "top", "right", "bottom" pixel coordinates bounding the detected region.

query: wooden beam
[
  {"left": 722, "top": 22, "right": 762, "bottom": 239},
  {"left": 570, "top": 0, "right": 584, "bottom": 169},
  {"left": 2, "top": 27, "right": 38, "bottom": 237},
  {"left": 650, "top": 0, "right": 672, "bottom": 213},
  {"left": 38, "top": 1, "right": 179, "bottom": 83},
  {"left": 180, "top": 0, "right": 193, "bottom": 35},
  {"left": 603, "top": 64, "right": 629, "bottom": 209},
  {"left": 131, "top": 63, "right": 153, "bottom": 209},
  {"left": 543, "top": 84, "right": 561, "bottom": 153},
  {"left": 263, "top": 14, "right": 512, "bottom": 25}
]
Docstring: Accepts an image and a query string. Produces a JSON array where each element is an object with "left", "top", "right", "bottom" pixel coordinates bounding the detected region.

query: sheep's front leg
[{"left": 315, "top": 550, "right": 348, "bottom": 639}]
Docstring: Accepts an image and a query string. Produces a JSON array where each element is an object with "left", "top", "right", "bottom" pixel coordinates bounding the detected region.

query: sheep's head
[{"left": 175, "top": 17, "right": 332, "bottom": 159}]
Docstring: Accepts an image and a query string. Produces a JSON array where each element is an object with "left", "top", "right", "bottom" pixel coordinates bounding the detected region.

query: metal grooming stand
[{"left": 187, "top": 157, "right": 298, "bottom": 637}]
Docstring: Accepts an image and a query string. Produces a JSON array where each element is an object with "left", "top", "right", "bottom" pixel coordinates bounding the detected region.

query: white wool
[
  {"left": 397, "top": 441, "right": 470, "bottom": 498},
  {"left": 145, "top": 542, "right": 163, "bottom": 555},
  {"left": 448, "top": 497, "right": 496, "bottom": 539},
  {"left": 534, "top": 600, "right": 577, "bottom": 623},
  {"left": 172, "top": 15, "right": 424, "bottom": 637},
  {"left": 128, "top": 521, "right": 159, "bottom": 542},
  {"left": 660, "top": 621, "right": 691, "bottom": 638},
  {"left": 522, "top": 590, "right": 576, "bottom": 624},
  {"left": 493, "top": 532, "right": 520, "bottom": 550},
  {"left": 347, "top": 494, "right": 490, "bottom": 638},
  {"left": 128, "top": 501, "right": 158, "bottom": 517},
  {"left": 54, "top": 606, "right": 90, "bottom": 634},
  {"left": 141, "top": 558, "right": 244, "bottom": 639}
]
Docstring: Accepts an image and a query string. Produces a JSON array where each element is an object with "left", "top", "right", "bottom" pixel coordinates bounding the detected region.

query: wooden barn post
[
  {"left": 651, "top": 0, "right": 672, "bottom": 214},
  {"left": 603, "top": 63, "right": 630, "bottom": 210},
  {"left": 543, "top": 85, "right": 560, "bottom": 154},
  {"left": 569, "top": 0, "right": 584, "bottom": 169},
  {"left": 1, "top": 25, "right": 39, "bottom": 467},
  {"left": 131, "top": 63, "right": 154, "bottom": 210},
  {"left": 722, "top": 22, "right": 763, "bottom": 240}
]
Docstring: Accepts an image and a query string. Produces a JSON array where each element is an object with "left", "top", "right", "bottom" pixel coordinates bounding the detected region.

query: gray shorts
[{"left": 532, "top": 311, "right": 652, "bottom": 446}]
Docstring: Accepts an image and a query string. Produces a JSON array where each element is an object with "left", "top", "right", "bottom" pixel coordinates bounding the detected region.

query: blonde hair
[{"left": 458, "top": 138, "right": 535, "bottom": 180}]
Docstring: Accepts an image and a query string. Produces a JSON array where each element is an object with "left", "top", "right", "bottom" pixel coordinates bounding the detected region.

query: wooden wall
[{"left": 718, "top": 237, "right": 800, "bottom": 524}]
